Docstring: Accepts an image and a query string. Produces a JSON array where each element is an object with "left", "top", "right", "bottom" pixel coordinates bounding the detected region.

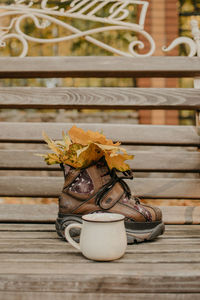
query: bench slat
[
  {"left": 1, "top": 240, "right": 200, "bottom": 253},
  {"left": 1, "top": 293, "right": 199, "bottom": 300},
  {"left": 1, "top": 231, "right": 200, "bottom": 240},
  {"left": 0, "top": 87, "right": 200, "bottom": 110},
  {"left": 1, "top": 241, "right": 200, "bottom": 252},
  {"left": 0, "top": 177, "right": 199, "bottom": 198},
  {"left": 1, "top": 224, "right": 199, "bottom": 231},
  {"left": 0, "top": 150, "right": 199, "bottom": 172},
  {"left": 0, "top": 123, "right": 199, "bottom": 145},
  {"left": 1, "top": 261, "right": 200, "bottom": 276},
  {"left": 0, "top": 205, "right": 199, "bottom": 224},
  {"left": 0, "top": 57, "right": 200, "bottom": 78},
  {"left": 1, "top": 262, "right": 200, "bottom": 294}
]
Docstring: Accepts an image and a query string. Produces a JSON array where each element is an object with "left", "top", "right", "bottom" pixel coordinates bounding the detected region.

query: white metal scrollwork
[
  {"left": 163, "top": 19, "right": 200, "bottom": 58},
  {"left": 0, "top": 0, "right": 156, "bottom": 57},
  {"left": 163, "top": 19, "right": 200, "bottom": 88}
]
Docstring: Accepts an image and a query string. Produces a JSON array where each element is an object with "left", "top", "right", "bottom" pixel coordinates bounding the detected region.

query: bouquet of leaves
[{"left": 40, "top": 125, "right": 134, "bottom": 172}]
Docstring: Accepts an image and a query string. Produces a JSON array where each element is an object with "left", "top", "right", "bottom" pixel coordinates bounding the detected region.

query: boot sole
[
  {"left": 126, "top": 222, "right": 165, "bottom": 244},
  {"left": 55, "top": 214, "right": 165, "bottom": 244}
]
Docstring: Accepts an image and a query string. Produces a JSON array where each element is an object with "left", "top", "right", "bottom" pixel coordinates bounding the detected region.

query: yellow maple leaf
[
  {"left": 42, "top": 131, "right": 63, "bottom": 156},
  {"left": 44, "top": 153, "right": 61, "bottom": 165},
  {"left": 62, "top": 131, "right": 71, "bottom": 150},
  {"left": 62, "top": 143, "right": 84, "bottom": 168},
  {"left": 105, "top": 153, "right": 134, "bottom": 172}
]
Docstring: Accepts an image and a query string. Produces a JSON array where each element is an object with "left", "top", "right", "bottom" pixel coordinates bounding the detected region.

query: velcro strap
[{"left": 99, "top": 182, "right": 124, "bottom": 210}]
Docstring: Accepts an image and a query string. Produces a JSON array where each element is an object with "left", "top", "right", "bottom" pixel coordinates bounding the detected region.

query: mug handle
[{"left": 64, "top": 223, "right": 82, "bottom": 250}]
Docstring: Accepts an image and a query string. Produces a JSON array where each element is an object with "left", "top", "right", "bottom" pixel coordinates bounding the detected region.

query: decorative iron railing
[
  {"left": 0, "top": 0, "right": 156, "bottom": 57},
  {"left": 0, "top": 1, "right": 200, "bottom": 61}
]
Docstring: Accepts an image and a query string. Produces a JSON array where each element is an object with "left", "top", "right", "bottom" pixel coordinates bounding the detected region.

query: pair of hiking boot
[{"left": 56, "top": 159, "right": 165, "bottom": 244}]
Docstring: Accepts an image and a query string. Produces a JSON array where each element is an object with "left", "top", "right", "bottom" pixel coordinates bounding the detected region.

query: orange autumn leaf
[
  {"left": 40, "top": 126, "right": 134, "bottom": 171},
  {"left": 69, "top": 125, "right": 120, "bottom": 146},
  {"left": 62, "top": 143, "right": 103, "bottom": 169},
  {"left": 78, "top": 143, "right": 104, "bottom": 168}
]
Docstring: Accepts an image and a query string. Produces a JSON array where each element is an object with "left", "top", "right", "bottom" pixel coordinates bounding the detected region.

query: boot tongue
[{"left": 96, "top": 160, "right": 111, "bottom": 185}]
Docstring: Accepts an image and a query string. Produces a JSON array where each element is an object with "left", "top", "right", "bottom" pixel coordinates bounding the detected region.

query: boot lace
[{"left": 95, "top": 168, "right": 140, "bottom": 206}]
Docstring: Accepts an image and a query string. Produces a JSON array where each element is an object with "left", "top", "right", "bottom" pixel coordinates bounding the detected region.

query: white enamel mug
[{"left": 64, "top": 213, "right": 127, "bottom": 261}]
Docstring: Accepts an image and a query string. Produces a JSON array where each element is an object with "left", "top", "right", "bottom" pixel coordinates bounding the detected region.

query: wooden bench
[{"left": 0, "top": 56, "right": 200, "bottom": 299}]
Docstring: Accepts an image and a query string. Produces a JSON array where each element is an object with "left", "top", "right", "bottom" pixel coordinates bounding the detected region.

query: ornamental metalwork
[
  {"left": 0, "top": 0, "right": 156, "bottom": 57},
  {"left": 163, "top": 19, "right": 200, "bottom": 57},
  {"left": 163, "top": 19, "right": 200, "bottom": 88}
]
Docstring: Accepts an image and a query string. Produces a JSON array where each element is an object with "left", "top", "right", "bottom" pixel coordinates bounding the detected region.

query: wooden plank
[
  {"left": 0, "top": 57, "right": 200, "bottom": 78},
  {"left": 0, "top": 204, "right": 57, "bottom": 223},
  {"left": 196, "top": 110, "right": 200, "bottom": 136},
  {"left": 1, "top": 233, "right": 200, "bottom": 243},
  {"left": 165, "top": 225, "right": 200, "bottom": 231},
  {"left": 163, "top": 230, "right": 200, "bottom": 237},
  {"left": 1, "top": 240, "right": 200, "bottom": 254},
  {"left": 161, "top": 206, "right": 200, "bottom": 225},
  {"left": 0, "top": 224, "right": 55, "bottom": 231},
  {"left": 0, "top": 204, "right": 200, "bottom": 224},
  {"left": 1, "top": 230, "right": 200, "bottom": 240},
  {"left": 1, "top": 235, "right": 200, "bottom": 243},
  {"left": 1, "top": 235, "right": 200, "bottom": 246},
  {"left": 0, "top": 263, "right": 200, "bottom": 293},
  {"left": 0, "top": 223, "right": 200, "bottom": 238},
  {"left": 0, "top": 232, "right": 58, "bottom": 239},
  {"left": 1, "top": 261, "right": 200, "bottom": 276},
  {"left": 0, "top": 223, "right": 199, "bottom": 232},
  {"left": 1, "top": 150, "right": 200, "bottom": 172},
  {"left": 0, "top": 122, "right": 200, "bottom": 146},
  {"left": 1, "top": 293, "right": 200, "bottom": 300},
  {"left": 1, "top": 236, "right": 200, "bottom": 247},
  {"left": 0, "top": 176, "right": 200, "bottom": 198},
  {"left": 1, "top": 251, "right": 200, "bottom": 263},
  {"left": 0, "top": 87, "right": 200, "bottom": 110}
]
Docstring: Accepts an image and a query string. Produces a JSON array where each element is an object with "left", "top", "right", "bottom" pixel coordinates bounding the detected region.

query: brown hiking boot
[{"left": 56, "top": 159, "right": 165, "bottom": 244}]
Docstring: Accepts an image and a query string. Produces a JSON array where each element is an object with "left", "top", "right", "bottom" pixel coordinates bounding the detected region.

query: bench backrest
[{"left": 0, "top": 56, "right": 200, "bottom": 224}]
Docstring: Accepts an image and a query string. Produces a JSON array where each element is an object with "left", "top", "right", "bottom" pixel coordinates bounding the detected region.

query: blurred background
[{"left": 0, "top": 0, "right": 199, "bottom": 206}]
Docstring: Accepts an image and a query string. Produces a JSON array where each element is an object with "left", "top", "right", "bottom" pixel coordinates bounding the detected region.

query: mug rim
[{"left": 82, "top": 213, "right": 125, "bottom": 223}]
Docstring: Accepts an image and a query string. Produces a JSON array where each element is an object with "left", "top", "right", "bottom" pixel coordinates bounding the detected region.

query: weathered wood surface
[
  {"left": 1, "top": 227, "right": 200, "bottom": 240},
  {"left": 0, "top": 205, "right": 200, "bottom": 225},
  {"left": 0, "top": 204, "right": 57, "bottom": 223},
  {"left": 1, "top": 293, "right": 200, "bottom": 300},
  {"left": 0, "top": 176, "right": 200, "bottom": 198},
  {"left": 2, "top": 245, "right": 200, "bottom": 258},
  {"left": 0, "top": 224, "right": 200, "bottom": 296},
  {"left": 1, "top": 150, "right": 199, "bottom": 172},
  {"left": 0, "top": 57, "right": 200, "bottom": 78},
  {"left": 1, "top": 230, "right": 200, "bottom": 240},
  {"left": 1, "top": 224, "right": 199, "bottom": 231},
  {"left": 196, "top": 110, "right": 200, "bottom": 138},
  {"left": 1, "top": 292, "right": 200, "bottom": 300},
  {"left": 1, "top": 122, "right": 200, "bottom": 145},
  {"left": 0, "top": 87, "right": 200, "bottom": 109},
  {"left": 1, "top": 240, "right": 200, "bottom": 254}
]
